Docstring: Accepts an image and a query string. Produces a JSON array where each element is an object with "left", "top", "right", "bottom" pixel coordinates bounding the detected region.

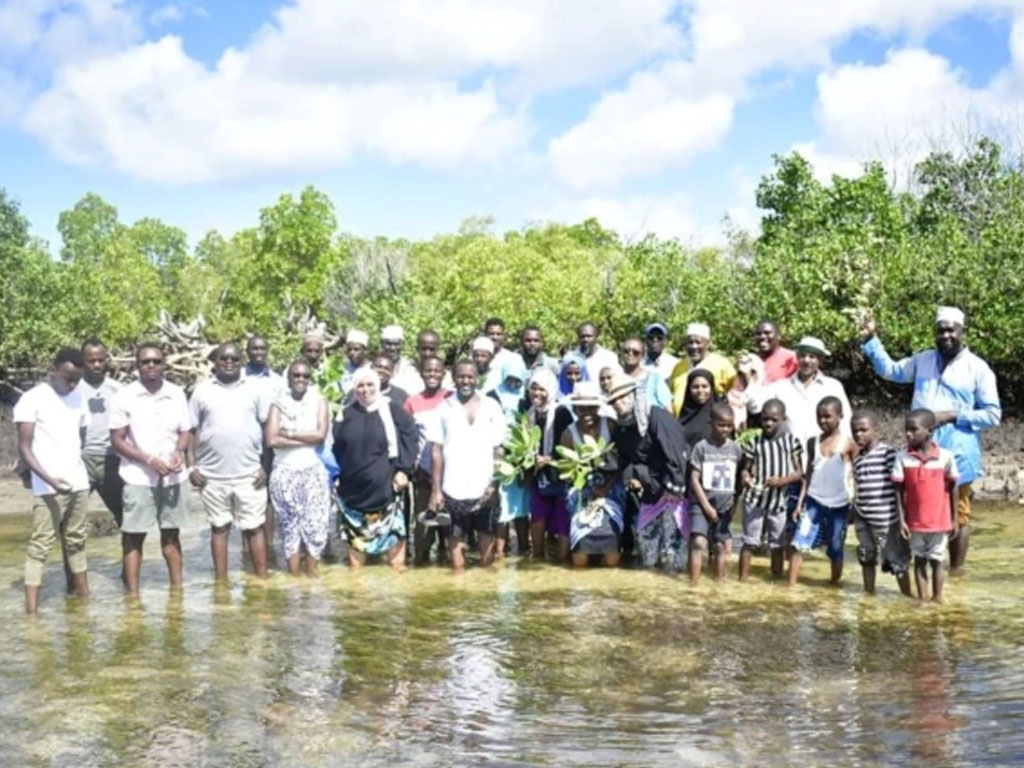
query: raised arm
[{"left": 860, "top": 320, "right": 917, "bottom": 384}]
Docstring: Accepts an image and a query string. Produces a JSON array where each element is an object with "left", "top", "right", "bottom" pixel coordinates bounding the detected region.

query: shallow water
[{"left": 1, "top": 498, "right": 1023, "bottom": 767}]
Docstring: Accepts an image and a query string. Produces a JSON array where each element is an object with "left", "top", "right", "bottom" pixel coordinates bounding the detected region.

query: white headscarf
[
  {"left": 345, "top": 367, "right": 398, "bottom": 459},
  {"left": 527, "top": 369, "right": 559, "bottom": 455}
]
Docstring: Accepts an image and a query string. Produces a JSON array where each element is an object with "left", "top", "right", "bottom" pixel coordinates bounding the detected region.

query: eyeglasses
[{"left": 139, "top": 358, "right": 163, "bottom": 366}]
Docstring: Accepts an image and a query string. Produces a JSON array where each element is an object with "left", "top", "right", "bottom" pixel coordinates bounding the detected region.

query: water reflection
[{"left": 1, "top": 504, "right": 1023, "bottom": 765}]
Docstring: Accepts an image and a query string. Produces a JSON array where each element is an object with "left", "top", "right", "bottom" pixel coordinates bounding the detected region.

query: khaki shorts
[
  {"left": 200, "top": 477, "right": 267, "bottom": 530},
  {"left": 957, "top": 483, "right": 972, "bottom": 527},
  {"left": 121, "top": 484, "right": 188, "bottom": 533},
  {"left": 910, "top": 531, "right": 948, "bottom": 562}
]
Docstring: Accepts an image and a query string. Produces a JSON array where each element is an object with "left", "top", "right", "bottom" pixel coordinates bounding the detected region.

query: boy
[
  {"left": 689, "top": 402, "right": 741, "bottom": 584},
  {"left": 789, "top": 396, "right": 855, "bottom": 587},
  {"left": 739, "top": 398, "right": 804, "bottom": 581},
  {"left": 893, "top": 409, "right": 959, "bottom": 603},
  {"left": 850, "top": 411, "right": 911, "bottom": 596}
]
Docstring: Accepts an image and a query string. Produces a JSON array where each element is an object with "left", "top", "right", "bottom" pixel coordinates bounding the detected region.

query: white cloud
[
  {"left": 546, "top": 193, "right": 702, "bottom": 243},
  {"left": 148, "top": 4, "right": 184, "bottom": 27},
  {"left": 0, "top": 0, "right": 139, "bottom": 68}
]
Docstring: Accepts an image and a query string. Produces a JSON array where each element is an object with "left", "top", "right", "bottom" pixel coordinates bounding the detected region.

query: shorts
[
  {"left": 790, "top": 498, "right": 849, "bottom": 562},
  {"left": 200, "top": 477, "right": 267, "bottom": 530},
  {"left": 444, "top": 494, "right": 499, "bottom": 541},
  {"left": 957, "top": 483, "right": 972, "bottom": 526},
  {"left": 529, "top": 484, "right": 569, "bottom": 537},
  {"left": 910, "top": 531, "right": 948, "bottom": 562},
  {"left": 121, "top": 483, "right": 188, "bottom": 533},
  {"left": 690, "top": 507, "right": 732, "bottom": 545},
  {"left": 742, "top": 503, "right": 787, "bottom": 550},
  {"left": 854, "top": 518, "right": 909, "bottom": 574}
]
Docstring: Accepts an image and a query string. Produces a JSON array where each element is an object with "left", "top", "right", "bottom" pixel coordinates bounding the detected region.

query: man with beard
[
  {"left": 668, "top": 323, "right": 736, "bottom": 415},
  {"left": 519, "top": 325, "right": 560, "bottom": 379},
  {"left": 381, "top": 325, "right": 423, "bottom": 395},
  {"left": 340, "top": 329, "right": 371, "bottom": 397},
  {"left": 573, "top": 321, "right": 620, "bottom": 382},
  {"left": 861, "top": 306, "right": 1000, "bottom": 573}
]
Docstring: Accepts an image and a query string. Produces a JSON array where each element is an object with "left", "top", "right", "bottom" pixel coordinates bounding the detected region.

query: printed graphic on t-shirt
[
  {"left": 88, "top": 395, "right": 106, "bottom": 415},
  {"left": 703, "top": 459, "right": 737, "bottom": 493}
]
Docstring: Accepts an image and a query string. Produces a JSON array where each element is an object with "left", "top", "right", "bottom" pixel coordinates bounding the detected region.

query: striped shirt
[
  {"left": 852, "top": 443, "right": 898, "bottom": 526},
  {"left": 742, "top": 432, "right": 803, "bottom": 513}
]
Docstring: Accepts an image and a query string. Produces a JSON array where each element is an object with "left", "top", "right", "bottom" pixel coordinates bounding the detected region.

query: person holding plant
[
  {"left": 488, "top": 355, "right": 531, "bottom": 558},
  {"left": 558, "top": 382, "right": 624, "bottom": 568},
  {"left": 522, "top": 370, "right": 574, "bottom": 561},
  {"left": 606, "top": 374, "right": 689, "bottom": 572}
]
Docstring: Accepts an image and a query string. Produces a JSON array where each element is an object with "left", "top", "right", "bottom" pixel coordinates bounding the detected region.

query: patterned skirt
[{"left": 336, "top": 494, "right": 406, "bottom": 557}]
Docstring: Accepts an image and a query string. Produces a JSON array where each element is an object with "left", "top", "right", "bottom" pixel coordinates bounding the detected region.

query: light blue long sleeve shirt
[{"left": 861, "top": 336, "right": 1001, "bottom": 484}]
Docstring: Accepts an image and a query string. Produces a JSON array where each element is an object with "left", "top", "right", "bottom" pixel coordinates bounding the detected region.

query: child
[
  {"left": 789, "top": 396, "right": 855, "bottom": 587},
  {"left": 850, "top": 410, "right": 911, "bottom": 596},
  {"left": 739, "top": 398, "right": 804, "bottom": 581},
  {"left": 893, "top": 408, "right": 959, "bottom": 603},
  {"left": 689, "top": 402, "right": 741, "bottom": 584}
]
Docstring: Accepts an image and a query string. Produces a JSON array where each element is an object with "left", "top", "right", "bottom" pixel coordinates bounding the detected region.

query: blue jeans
[{"left": 791, "top": 497, "right": 849, "bottom": 563}]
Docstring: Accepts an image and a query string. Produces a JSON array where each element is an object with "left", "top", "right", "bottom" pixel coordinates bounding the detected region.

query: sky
[{"left": 4, "top": 0, "right": 1024, "bottom": 252}]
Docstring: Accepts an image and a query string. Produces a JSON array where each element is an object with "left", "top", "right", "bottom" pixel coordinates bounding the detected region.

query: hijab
[
  {"left": 527, "top": 369, "right": 559, "bottom": 455},
  {"left": 343, "top": 367, "right": 398, "bottom": 459},
  {"left": 678, "top": 368, "right": 719, "bottom": 448},
  {"left": 493, "top": 354, "right": 528, "bottom": 414},
  {"left": 558, "top": 351, "right": 590, "bottom": 398}
]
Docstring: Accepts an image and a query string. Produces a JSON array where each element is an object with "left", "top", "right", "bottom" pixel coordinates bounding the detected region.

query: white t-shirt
[
  {"left": 78, "top": 377, "right": 122, "bottom": 455},
  {"left": 425, "top": 395, "right": 507, "bottom": 501},
  {"left": 270, "top": 391, "right": 325, "bottom": 470},
  {"left": 13, "top": 383, "right": 89, "bottom": 496}
]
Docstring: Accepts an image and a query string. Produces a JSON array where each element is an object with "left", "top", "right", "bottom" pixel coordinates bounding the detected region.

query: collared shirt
[
  {"left": 109, "top": 380, "right": 191, "bottom": 487},
  {"left": 765, "top": 372, "right": 852, "bottom": 448},
  {"left": 13, "top": 383, "right": 89, "bottom": 496},
  {"left": 759, "top": 346, "right": 798, "bottom": 384},
  {"left": 404, "top": 388, "right": 453, "bottom": 473},
  {"left": 577, "top": 346, "right": 621, "bottom": 382},
  {"left": 241, "top": 364, "right": 284, "bottom": 401},
  {"left": 892, "top": 444, "right": 959, "bottom": 532},
  {"left": 644, "top": 351, "right": 680, "bottom": 383},
  {"left": 78, "top": 377, "right": 122, "bottom": 455},
  {"left": 862, "top": 337, "right": 1001, "bottom": 484},
  {"left": 522, "top": 351, "right": 560, "bottom": 380},
  {"left": 669, "top": 352, "right": 738, "bottom": 416},
  {"left": 425, "top": 394, "right": 507, "bottom": 501},
  {"left": 189, "top": 377, "right": 266, "bottom": 480}
]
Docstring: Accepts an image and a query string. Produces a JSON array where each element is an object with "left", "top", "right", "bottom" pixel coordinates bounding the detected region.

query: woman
[
  {"left": 561, "top": 382, "right": 624, "bottom": 568},
  {"left": 266, "top": 360, "right": 331, "bottom": 577},
  {"left": 489, "top": 355, "right": 531, "bottom": 558},
  {"left": 523, "top": 369, "right": 574, "bottom": 561},
  {"left": 332, "top": 368, "right": 418, "bottom": 571},
  {"left": 557, "top": 353, "right": 588, "bottom": 401},
  {"left": 678, "top": 369, "right": 720, "bottom": 450},
  {"left": 727, "top": 352, "right": 765, "bottom": 431}
]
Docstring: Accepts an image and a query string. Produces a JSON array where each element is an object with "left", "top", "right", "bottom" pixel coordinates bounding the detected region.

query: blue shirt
[{"left": 861, "top": 337, "right": 1001, "bottom": 484}]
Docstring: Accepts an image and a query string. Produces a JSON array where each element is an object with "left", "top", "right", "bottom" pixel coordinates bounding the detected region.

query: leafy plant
[
  {"left": 736, "top": 428, "right": 761, "bottom": 448},
  {"left": 552, "top": 434, "right": 614, "bottom": 491},
  {"left": 494, "top": 415, "right": 542, "bottom": 485}
]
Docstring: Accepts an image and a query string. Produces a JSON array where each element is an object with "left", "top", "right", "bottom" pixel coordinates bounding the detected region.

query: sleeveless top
[{"left": 807, "top": 436, "right": 851, "bottom": 507}]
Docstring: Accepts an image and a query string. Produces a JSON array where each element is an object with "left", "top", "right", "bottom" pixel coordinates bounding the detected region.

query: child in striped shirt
[
  {"left": 851, "top": 411, "right": 911, "bottom": 596},
  {"left": 738, "top": 399, "right": 804, "bottom": 581}
]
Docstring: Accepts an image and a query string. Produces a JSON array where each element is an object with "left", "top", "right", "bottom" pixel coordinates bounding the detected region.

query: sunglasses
[
  {"left": 621, "top": 348, "right": 643, "bottom": 356},
  {"left": 139, "top": 358, "right": 163, "bottom": 366},
  {"left": 218, "top": 356, "right": 240, "bottom": 362}
]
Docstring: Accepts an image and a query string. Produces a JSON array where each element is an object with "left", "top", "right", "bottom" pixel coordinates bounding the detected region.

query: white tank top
[{"left": 807, "top": 437, "right": 851, "bottom": 507}]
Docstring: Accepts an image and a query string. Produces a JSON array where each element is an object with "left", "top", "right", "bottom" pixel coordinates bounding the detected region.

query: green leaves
[
  {"left": 552, "top": 435, "right": 613, "bottom": 491},
  {"left": 494, "top": 415, "right": 542, "bottom": 485}
]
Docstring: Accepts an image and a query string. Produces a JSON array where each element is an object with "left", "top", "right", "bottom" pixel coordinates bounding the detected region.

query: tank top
[
  {"left": 272, "top": 391, "right": 323, "bottom": 470},
  {"left": 807, "top": 436, "right": 851, "bottom": 507}
]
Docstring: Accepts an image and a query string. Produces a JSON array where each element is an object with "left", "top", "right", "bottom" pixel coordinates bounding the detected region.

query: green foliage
[
  {"left": 2, "top": 138, "right": 1023, "bottom": 409},
  {"left": 552, "top": 435, "right": 614, "bottom": 491},
  {"left": 495, "top": 415, "right": 542, "bottom": 485}
]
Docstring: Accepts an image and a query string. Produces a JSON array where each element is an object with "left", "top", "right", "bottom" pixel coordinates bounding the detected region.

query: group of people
[{"left": 14, "top": 307, "right": 1001, "bottom": 612}]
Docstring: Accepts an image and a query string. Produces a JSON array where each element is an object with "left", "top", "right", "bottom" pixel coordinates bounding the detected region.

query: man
[
  {"left": 371, "top": 354, "right": 409, "bottom": 408},
  {"left": 110, "top": 343, "right": 192, "bottom": 595},
  {"left": 669, "top": 323, "right": 737, "bottom": 415},
  {"left": 188, "top": 342, "right": 269, "bottom": 580},
  {"left": 861, "top": 306, "right": 1000, "bottom": 572},
  {"left": 484, "top": 317, "right": 524, "bottom": 374},
  {"left": 301, "top": 333, "right": 326, "bottom": 370},
  {"left": 403, "top": 355, "right": 453, "bottom": 565},
  {"left": 472, "top": 337, "right": 500, "bottom": 392},
  {"left": 765, "top": 336, "right": 852, "bottom": 446},
  {"left": 381, "top": 325, "right": 423, "bottom": 395},
  {"left": 340, "top": 329, "right": 371, "bottom": 396},
  {"left": 15, "top": 348, "right": 91, "bottom": 613},
  {"left": 753, "top": 320, "right": 798, "bottom": 384},
  {"left": 643, "top": 322, "right": 679, "bottom": 383},
  {"left": 242, "top": 335, "right": 283, "bottom": 389},
  {"left": 619, "top": 336, "right": 672, "bottom": 410},
  {"left": 79, "top": 338, "right": 125, "bottom": 528},
  {"left": 413, "top": 328, "right": 453, "bottom": 389},
  {"left": 427, "top": 359, "right": 508, "bottom": 571},
  {"left": 519, "top": 325, "right": 560, "bottom": 379},
  {"left": 574, "top": 321, "right": 620, "bottom": 382}
]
